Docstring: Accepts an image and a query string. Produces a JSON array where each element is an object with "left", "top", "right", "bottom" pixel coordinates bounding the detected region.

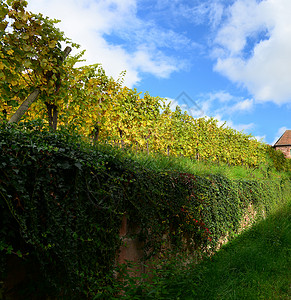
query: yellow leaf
[
  {"left": 48, "top": 41, "right": 57, "bottom": 49},
  {"left": 7, "top": 49, "right": 14, "bottom": 55},
  {"left": 21, "top": 13, "right": 29, "bottom": 22}
]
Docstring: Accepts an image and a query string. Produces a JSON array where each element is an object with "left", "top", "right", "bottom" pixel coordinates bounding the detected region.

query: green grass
[
  {"left": 96, "top": 144, "right": 289, "bottom": 181},
  {"left": 121, "top": 200, "right": 291, "bottom": 299},
  {"left": 182, "top": 200, "right": 291, "bottom": 300}
]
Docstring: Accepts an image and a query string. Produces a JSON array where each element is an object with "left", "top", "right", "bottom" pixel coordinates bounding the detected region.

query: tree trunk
[
  {"left": 118, "top": 127, "right": 124, "bottom": 148},
  {"left": 52, "top": 106, "right": 58, "bottom": 131},
  {"left": 8, "top": 89, "right": 41, "bottom": 124},
  {"left": 45, "top": 102, "right": 58, "bottom": 131},
  {"left": 8, "top": 46, "right": 72, "bottom": 124},
  {"left": 46, "top": 103, "right": 53, "bottom": 128},
  {"left": 2, "top": 109, "right": 7, "bottom": 121},
  {"left": 92, "top": 123, "right": 100, "bottom": 145}
]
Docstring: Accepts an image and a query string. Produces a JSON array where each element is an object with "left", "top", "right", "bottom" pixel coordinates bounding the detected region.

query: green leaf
[
  {"left": 75, "top": 162, "right": 82, "bottom": 170},
  {"left": 0, "top": 21, "right": 8, "bottom": 31},
  {"left": 22, "top": 44, "right": 32, "bottom": 52},
  {"left": 22, "top": 33, "right": 30, "bottom": 40},
  {"left": 6, "top": 245, "right": 13, "bottom": 254},
  {"left": 14, "top": 21, "right": 24, "bottom": 30},
  {"left": 13, "top": 168, "right": 20, "bottom": 174},
  {"left": 23, "top": 60, "right": 31, "bottom": 68},
  {"left": 0, "top": 5, "right": 8, "bottom": 19}
]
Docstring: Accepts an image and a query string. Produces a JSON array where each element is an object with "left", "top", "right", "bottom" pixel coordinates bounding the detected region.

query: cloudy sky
[{"left": 27, "top": 0, "right": 291, "bottom": 145}]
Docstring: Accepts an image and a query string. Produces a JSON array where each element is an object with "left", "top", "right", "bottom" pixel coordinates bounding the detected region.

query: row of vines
[{"left": 0, "top": 0, "right": 265, "bottom": 168}]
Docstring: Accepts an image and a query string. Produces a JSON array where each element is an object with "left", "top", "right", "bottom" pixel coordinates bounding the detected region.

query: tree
[{"left": 0, "top": 0, "right": 76, "bottom": 126}]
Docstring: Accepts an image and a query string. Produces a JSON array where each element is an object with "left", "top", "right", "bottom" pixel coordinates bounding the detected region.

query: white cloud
[
  {"left": 163, "top": 97, "right": 179, "bottom": 111},
  {"left": 165, "top": 90, "right": 255, "bottom": 135},
  {"left": 213, "top": 0, "right": 291, "bottom": 104},
  {"left": 254, "top": 135, "right": 266, "bottom": 143},
  {"left": 205, "top": 91, "right": 233, "bottom": 103},
  {"left": 227, "top": 98, "right": 254, "bottom": 114},
  {"left": 195, "top": 91, "right": 254, "bottom": 116},
  {"left": 213, "top": 114, "right": 255, "bottom": 134},
  {"left": 208, "top": 2, "right": 224, "bottom": 29},
  {"left": 164, "top": 95, "right": 204, "bottom": 118},
  {"left": 171, "top": 1, "right": 224, "bottom": 28},
  {"left": 131, "top": 46, "right": 179, "bottom": 77},
  {"left": 195, "top": 91, "right": 256, "bottom": 135},
  {"left": 27, "top": 0, "right": 185, "bottom": 87},
  {"left": 229, "top": 121, "right": 254, "bottom": 133}
]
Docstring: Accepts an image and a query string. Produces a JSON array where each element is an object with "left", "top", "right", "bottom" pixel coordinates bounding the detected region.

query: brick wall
[{"left": 275, "top": 146, "right": 291, "bottom": 159}]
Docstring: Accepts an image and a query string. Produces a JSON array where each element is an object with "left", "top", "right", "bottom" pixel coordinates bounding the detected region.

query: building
[{"left": 273, "top": 130, "right": 291, "bottom": 158}]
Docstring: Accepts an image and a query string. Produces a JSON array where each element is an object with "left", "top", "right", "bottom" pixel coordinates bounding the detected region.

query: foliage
[
  {"left": 1, "top": 124, "right": 290, "bottom": 298},
  {"left": 0, "top": 123, "right": 124, "bottom": 298},
  {"left": 0, "top": 0, "right": 78, "bottom": 125},
  {"left": 121, "top": 148, "right": 291, "bottom": 184}
]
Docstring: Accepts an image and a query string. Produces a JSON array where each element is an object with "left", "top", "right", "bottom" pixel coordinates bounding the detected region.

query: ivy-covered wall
[{"left": 1, "top": 124, "right": 290, "bottom": 299}]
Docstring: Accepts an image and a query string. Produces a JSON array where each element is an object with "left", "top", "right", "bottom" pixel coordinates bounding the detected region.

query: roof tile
[{"left": 274, "top": 130, "right": 291, "bottom": 146}]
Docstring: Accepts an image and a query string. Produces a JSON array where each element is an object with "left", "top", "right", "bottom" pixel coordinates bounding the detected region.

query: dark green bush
[{"left": 0, "top": 123, "right": 124, "bottom": 298}]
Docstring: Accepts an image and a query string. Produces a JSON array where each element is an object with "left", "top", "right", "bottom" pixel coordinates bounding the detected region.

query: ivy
[
  {"left": 1, "top": 123, "right": 290, "bottom": 298},
  {"left": 0, "top": 123, "right": 124, "bottom": 298}
]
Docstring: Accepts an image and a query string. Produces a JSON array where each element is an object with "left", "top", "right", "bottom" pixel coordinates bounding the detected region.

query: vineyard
[
  {"left": 1, "top": 1, "right": 291, "bottom": 299},
  {"left": 0, "top": 0, "right": 266, "bottom": 167}
]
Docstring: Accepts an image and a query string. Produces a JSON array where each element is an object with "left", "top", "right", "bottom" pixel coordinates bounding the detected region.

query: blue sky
[{"left": 27, "top": 0, "right": 291, "bottom": 145}]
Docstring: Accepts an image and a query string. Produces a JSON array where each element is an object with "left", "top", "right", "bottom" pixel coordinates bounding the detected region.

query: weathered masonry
[{"left": 273, "top": 130, "right": 291, "bottom": 158}]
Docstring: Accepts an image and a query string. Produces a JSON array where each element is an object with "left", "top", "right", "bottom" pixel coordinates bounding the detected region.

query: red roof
[{"left": 274, "top": 130, "right": 291, "bottom": 146}]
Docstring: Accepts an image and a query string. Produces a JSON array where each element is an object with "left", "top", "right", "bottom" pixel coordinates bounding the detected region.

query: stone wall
[
  {"left": 117, "top": 203, "right": 264, "bottom": 275},
  {"left": 117, "top": 214, "right": 145, "bottom": 276}
]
